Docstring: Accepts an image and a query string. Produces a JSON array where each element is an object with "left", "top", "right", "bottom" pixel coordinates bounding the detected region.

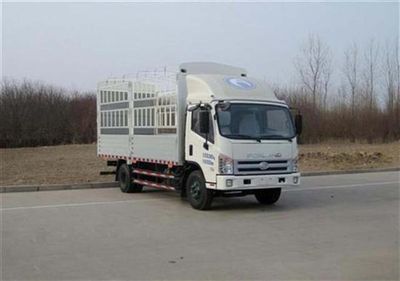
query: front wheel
[
  {"left": 118, "top": 164, "right": 143, "bottom": 193},
  {"left": 254, "top": 188, "right": 281, "bottom": 205},
  {"left": 186, "top": 170, "right": 213, "bottom": 210}
]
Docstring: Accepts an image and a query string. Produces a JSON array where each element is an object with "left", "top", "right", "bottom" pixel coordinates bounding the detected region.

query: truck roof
[
  {"left": 185, "top": 74, "right": 283, "bottom": 105},
  {"left": 97, "top": 62, "right": 285, "bottom": 106},
  {"left": 180, "top": 62, "right": 247, "bottom": 76}
]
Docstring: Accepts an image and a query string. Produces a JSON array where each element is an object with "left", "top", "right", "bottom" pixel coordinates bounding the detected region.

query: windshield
[{"left": 216, "top": 103, "right": 295, "bottom": 140}]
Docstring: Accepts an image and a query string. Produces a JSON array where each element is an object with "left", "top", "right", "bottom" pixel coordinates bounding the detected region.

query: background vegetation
[
  {"left": 276, "top": 35, "right": 399, "bottom": 143},
  {"left": 1, "top": 35, "right": 399, "bottom": 148},
  {"left": 0, "top": 80, "right": 96, "bottom": 148}
]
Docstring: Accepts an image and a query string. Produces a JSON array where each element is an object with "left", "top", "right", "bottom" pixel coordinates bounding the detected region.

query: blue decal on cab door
[{"left": 202, "top": 153, "right": 215, "bottom": 166}]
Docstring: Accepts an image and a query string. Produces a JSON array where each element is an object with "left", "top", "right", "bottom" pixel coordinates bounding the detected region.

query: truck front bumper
[{"left": 211, "top": 173, "right": 301, "bottom": 190}]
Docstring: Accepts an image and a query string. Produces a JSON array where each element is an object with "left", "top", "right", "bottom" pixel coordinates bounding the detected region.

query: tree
[
  {"left": 295, "top": 34, "right": 332, "bottom": 110},
  {"left": 362, "top": 39, "right": 379, "bottom": 111},
  {"left": 294, "top": 34, "right": 332, "bottom": 142},
  {"left": 321, "top": 58, "right": 332, "bottom": 110},
  {"left": 343, "top": 43, "right": 360, "bottom": 141},
  {"left": 344, "top": 43, "right": 359, "bottom": 120},
  {"left": 382, "top": 39, "right": 400, "bottom": 139}
]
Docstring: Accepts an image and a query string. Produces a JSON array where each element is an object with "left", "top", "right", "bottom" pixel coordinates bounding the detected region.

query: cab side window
[{"left": 191, "top": 108, "right": 214, "bottom": 143}]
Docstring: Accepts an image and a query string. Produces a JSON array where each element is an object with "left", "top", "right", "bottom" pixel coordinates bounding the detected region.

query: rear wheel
[
  {"left": 118, "top": 164, "right": 143, "bottom": 193},
  {"left": 254, "top": 188, "right": 281, "bottom": 205},
  {"left": 186, "top": 170, "right": 213, "bottom": 210}
]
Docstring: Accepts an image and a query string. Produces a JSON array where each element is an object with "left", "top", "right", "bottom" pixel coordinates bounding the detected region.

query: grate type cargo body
[
  {"left": 97, "top": 62, "right": 302, "bottom": 210},
  {"left": 97, "top": 77, "right": 182, "bottom": 166}
]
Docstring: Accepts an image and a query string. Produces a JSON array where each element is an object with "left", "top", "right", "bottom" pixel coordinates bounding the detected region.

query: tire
[
  {"left": 118, "top": 164, "right": 143, "bottom": 193},
  {"left": 254, "top": 188, "right": 281, "bottom": 205},
  {"left": 186, "top": 170, "right": 213, "bottom": 210}
]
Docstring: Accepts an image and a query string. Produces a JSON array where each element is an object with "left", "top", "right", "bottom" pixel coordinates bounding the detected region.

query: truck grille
[{"left": 235, "top": 160, "right": 289, "bottom": 175}]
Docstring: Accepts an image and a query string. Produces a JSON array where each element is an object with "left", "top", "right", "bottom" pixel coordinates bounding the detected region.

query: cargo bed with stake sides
[{"left": 97, "top": 62, "right": 302, "bottom": 210}]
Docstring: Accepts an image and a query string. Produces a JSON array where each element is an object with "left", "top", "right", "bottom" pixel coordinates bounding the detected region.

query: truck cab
[{"left": 179, "top": 63, "right": 302, "bottom": 209}]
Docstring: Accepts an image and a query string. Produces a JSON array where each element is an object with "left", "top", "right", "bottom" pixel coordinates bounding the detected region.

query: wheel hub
[{"left": 190, "top": 181, "right": 201, "bottom": 200}]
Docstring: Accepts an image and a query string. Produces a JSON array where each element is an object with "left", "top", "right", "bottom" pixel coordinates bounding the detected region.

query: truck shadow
[
  {"left": 139, "top": 186, "right": 356, "bottom": 212},
  {"left": 211, "top": 197, "right": 291, "bottom": 212},
  {"left": 208, "top": 190, "right": 343, "bottom": 212}
]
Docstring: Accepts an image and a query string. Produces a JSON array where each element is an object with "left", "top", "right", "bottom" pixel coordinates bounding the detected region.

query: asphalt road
[{"left": 1, "top": 171, "right": 399, "bottom": 280}]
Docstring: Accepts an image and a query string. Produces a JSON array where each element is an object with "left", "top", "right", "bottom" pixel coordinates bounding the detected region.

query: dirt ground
[
  {"left": 299, "top": 142, "right": 399, "bottom": 172},
  {"left": 1, "top": 142, "right": 399, "bottom": 186},
  {"left": 0, "top": 144, "right": 115, "bottom": 186}
]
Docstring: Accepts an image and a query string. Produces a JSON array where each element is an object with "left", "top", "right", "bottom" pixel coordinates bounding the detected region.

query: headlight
[
  {"left": 218, "top": 154, "right": 234, "bottom": 174},
  {"left": 292, "top": 157, "right": 299, "bottom": 172}
]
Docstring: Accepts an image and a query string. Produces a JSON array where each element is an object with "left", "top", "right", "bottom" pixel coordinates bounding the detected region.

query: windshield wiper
[
  {"left": 227, "top": 134, "right": 262, "bottom": 143},
  {"left": 258, "top": 134, "right": 293, "bottom": 142},
  {"left": 226, "top": 134, "right": 293, "bottom": 143}
]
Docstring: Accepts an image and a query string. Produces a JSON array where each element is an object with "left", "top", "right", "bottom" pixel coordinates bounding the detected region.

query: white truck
[{"left": 97, "top": 62, "right": 302, "bottom": 210}]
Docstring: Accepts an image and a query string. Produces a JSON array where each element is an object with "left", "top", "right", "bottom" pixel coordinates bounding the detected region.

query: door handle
[{"left": 189, "top": 145, "right": 193, "bottom": 156}]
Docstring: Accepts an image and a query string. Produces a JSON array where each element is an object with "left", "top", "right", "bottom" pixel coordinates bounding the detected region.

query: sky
[{"left": 2, "top": 1, "right": 399, "bottom": 91}]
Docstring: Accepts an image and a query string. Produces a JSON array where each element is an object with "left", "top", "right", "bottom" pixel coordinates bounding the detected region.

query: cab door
[{"left": 185, "top": 107, "right": 218, "bottom": 186}]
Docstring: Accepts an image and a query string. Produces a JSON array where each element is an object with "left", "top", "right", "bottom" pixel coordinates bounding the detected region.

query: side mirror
[
  {"left": 199, "top": 110, "right": 210, "bottom": 135},
  {"left": 295, "top": 114, "right": 303, "bottom": 135}
]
